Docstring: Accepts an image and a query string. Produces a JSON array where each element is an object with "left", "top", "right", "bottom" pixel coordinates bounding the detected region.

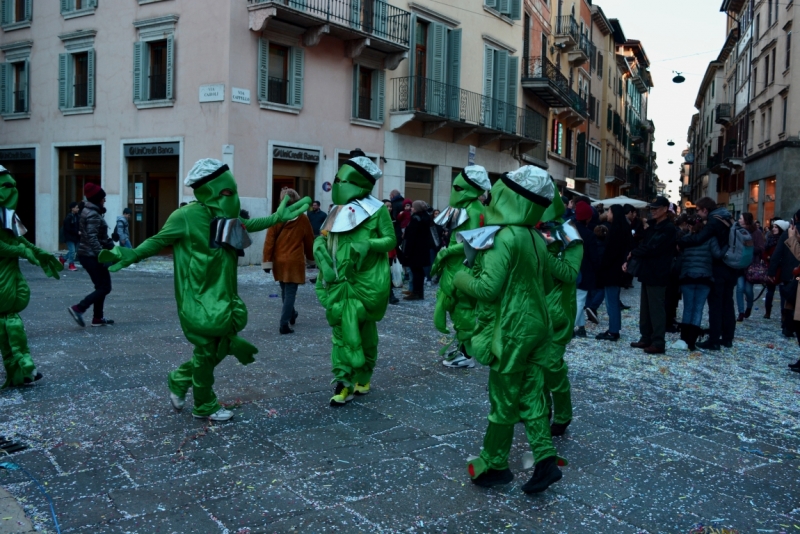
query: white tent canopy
[{"left": 591, "top": 195, "right": 648, "bottom": 209}]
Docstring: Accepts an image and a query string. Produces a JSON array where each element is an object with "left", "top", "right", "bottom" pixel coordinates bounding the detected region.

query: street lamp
[
  {"left": 672, "top": 71, "right": 685, "bottom": 84},
  {"left": 667, "top": 140, "right": 675, "bottom": 146},
  {"left": 668, "top": 160, "right": 674, "bottom": 164}
]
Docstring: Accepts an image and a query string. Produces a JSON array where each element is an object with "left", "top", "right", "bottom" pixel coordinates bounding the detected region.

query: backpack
[{"left": 717, "top": 216, "right": 753, "bottom": 269}]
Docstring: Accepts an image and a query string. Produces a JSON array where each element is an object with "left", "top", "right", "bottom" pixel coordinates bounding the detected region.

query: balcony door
[{"left": 413, "top": 21, "right": 427, "bottom": 111}]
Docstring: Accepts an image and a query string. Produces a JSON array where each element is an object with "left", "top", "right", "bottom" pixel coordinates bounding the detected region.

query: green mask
[
  {"left": 193, "top": 170, "right": 241, "bottom": 219},
  {"left": 483, "top": 179, "right": 549, "bottom": 228},
  {"left": 332, "top": 164, "right": 373, "bottom": 206},
  {"left": 541, "top": 181, "right": 565, "bottom": 223},
  {"left": 0, "top": 173, "right": 19, "bottom": 211},
  {"left": 449, "top": 172, "right": 483, "bottom": 208}
]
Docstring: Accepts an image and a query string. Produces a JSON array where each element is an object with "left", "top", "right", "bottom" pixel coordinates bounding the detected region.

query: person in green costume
[
  {"left": 538, "top": 189, "right": 583, "bottom": 438},
  {"left": 429, "top": 165, "right": 491, "bottom": 369},
  {"left": 99, "top": 159, "right": 310, "bottom": 421},
  {"left": 453, "top": 166, "right": 564, "bottom": 494},
  {"left": 314, "top": 151, "right": 396, "bottom": 406},
  {"left": 0, "top": 165, "right": 63, "bottom": 388}
]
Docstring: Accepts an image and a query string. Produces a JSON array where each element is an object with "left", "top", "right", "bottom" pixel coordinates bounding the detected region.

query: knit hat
[
  {"left": 345, "top": 156, "right": 383, "bottom": 185},
  {"left": 775, "top": 220, "right": 790, "bottom": 231},
  {"left": 575, "top": 200, "right": 593, "bottom": 222},
  {"left": 84, "top": 182, "right": 106, "bottom": 205}
]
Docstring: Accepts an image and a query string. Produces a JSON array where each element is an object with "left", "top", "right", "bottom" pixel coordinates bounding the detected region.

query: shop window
[
  {"left": 58, "top": 50, "right": 95, "bottom": 112},
  {"left": 0, "top": 0, "right": 32, "bottom": 30},
  {"left": 257, "top": 38, "right": 304, "bottom": 110},
  {"left": 483, "top": 0, "right": 521, "bottom": 20},
  {"left": 352, "top": 64, "right": 384, "bottom": 124},
  {"left": 0, "top": 59, "right": 28, "bottom": 117},
  {"left": 132, "top": 16, "right": 177, "bottom": 108},
  {"left": 747, "top": 181, "right": 759, "bottom": 219},
  {"left": 763, "top": 177, "right": 776, "bottom": 226},
  {"left": 60, "top": 0, "right": 96, "bottom": 18}
]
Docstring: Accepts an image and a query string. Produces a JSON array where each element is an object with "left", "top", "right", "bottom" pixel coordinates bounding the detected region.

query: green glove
[
  {"left": 430, "top": 247, "right": 451, "bottom": 278},
  {"left": 276, "top": 195, "right": 313, "bottom": 223},
  {"left": 98, "top": 246, "right": 139, "bottom": 273},
  {"left": 36, "top": 252, "right": 63, "bottom": 280},
  {"left": 21, "top": 247, "right": 38, "bottom": 266}
]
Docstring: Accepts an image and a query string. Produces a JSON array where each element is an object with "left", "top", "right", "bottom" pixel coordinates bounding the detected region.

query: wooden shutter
[
  {"left": 447, "top": 28, "right": 461, "bottom": 120},
  {"left": 407, "top": 14, "right": 416, "bottom": 108},
  {"left": 257, "top": 38, "right": 269, "bottom": 102},
  {"left": 482, "top": 46, "right": 493, "bottom": 126},
  {"left": 373, "top": 0, "right": 387, "bottom": 37},
  {"left": 606, "top": 108, "right": 612, "bottom": 131},
  {"left": 510, "top": 0, "right": 521, "bottom": 19},
  {"left": 21, "top": 59, "right": 29, "bottom": 112},
  {"left": 494, "top": 50, "right": 508, "bottom": 130},
  {"left": 86, "top": 49, "right": 95, "bottom": 108},
  {"left": 289, "top": 47, "right": 304, "bottom": 108},
  {"left": 350, "top": 0, "right": 360, "bottom": 29},
  {"left": 24, "top": 0, "right": 31, "bottom": 20},
  {"left": 132, "top": 42, "right": 144, "bottom": 102},
  {"left": 429, "top": 22, "right": 446, "bottom": 115},
  {"left": 0, "top": 63, "right": 9, "bottom": 114},
  {"left": 58, "top": 53, "right": 69, "bottom": 109},
  {"left": 1, "top": 0, "right": 11, "bottom": 25},
  {"left": 484, "top": 0, "right": 497, "bottom": 8},
  {"left": 498, "top": 0, "right": 510, "bottom": 15},
  {"left": 60, "top": 0, "right": 70, "bottom": 14},
  {"left": 506, "top": 55, "right": 518, "bottom": 133},
  {"left": 372, "top": 69, "right": 385, "bottom": 122},
  {"left": 165, "top": 35, "right": 175, "bottom": 101},
  {"left": 352, "top": 64, "right": 360, "bottom": 118}
]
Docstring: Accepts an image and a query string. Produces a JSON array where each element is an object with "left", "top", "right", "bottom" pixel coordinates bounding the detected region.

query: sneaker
[
  {"left": 585, "top": 308, "right": 599, "bottom": 324},
  {"left": 442, "top": 353, "right": 476, "bottom": 368},
  {"left": 170, "top": 392, "right": 186, "bottom": 410},
  {"left": 470, "top": 468, "right": 514, "bottom": 488},
  {"left": 59, "top": 256, "right": 66, "bottom": 266},
  {"left": 68, "top": 306, "right": 85, "bottom": 327},
  {"left": 550, "top": 420, "right": 571, "bottom": 437},
  {"left": 22, "top": 370, "right": 43, "bottom": 385},
  {"left": 330, "top": 382, "right": 354, "bottom": 406},
  {"left": 354, "top": 383, "right": 370, "bottom": 396},
  {"left": 595, "top": 331, "right": 619, "bottom": 341},
  {"left": 91, "top": 318, "right": 114, "bottom": 327},
  {"left": 193, "top": 408, "right": 234, "bottom": 421},
  {"left": 572, "top": 326, "right": 586, "bottom": 338},
  {"left": 389, "top": 296, "right": 400, "bottom": 305},
  {"left": 619, "top": 301, "right": 631, "bottom": 310},
  {"left": 68, "top": 263, "right": 77, "bottom": 271},
  {"left": 279, "top": 324, "right": 294, "bottom": 335},
  {"left": 521, "top": 456, "right": 562, "bottom": 494}
]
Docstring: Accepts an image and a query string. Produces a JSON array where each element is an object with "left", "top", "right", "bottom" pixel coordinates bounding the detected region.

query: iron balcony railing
[
  {"left": 247, "top": 0, "right": 410, "bottom": 46},
  {"left": 391, "top": 76, "right": 541, "bottom": 140},
  {"left": 13, "top": 90, "right": 26, "bottom": 113},
  {"left": 715, "top": 103, "right": 732, "bottom": 124},
  {"left": 629, "top": 150, "right": 647, "bottom": 169},
  {"left": 606, "top": 163, "right": 626, "bottom": 183},
  {"left": 587, "top": 162, "right": 600, "bottom": 183},
  {"left": 577, "top": 33, "right": 592, "bottom": 59},
  {"left": 521, "top": 56, "right": 570, "bottom": 93},
  {"left": 556, "top": 15, "right": 579, "bottom": 42},
  {"left": 568, "top": 87, "right": 589, "bottom": 117}
]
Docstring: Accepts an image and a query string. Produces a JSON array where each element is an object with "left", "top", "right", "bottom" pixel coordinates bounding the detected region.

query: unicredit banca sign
[{"left": 126, "top": 143, "right": 180, "bottom": 157}]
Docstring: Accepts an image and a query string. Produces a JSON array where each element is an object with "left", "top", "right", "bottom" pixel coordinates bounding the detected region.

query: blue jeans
[
  {"left": 66, "top": 241, "right": 78, "bottom": 264},
  {"left": 604, "top": 286, "right": 621, "bottom": 334},
  {"left": 121, "top": 239, "right": 133, "bottom": 249},
  {"left": 736, "top": 276, "right": 754, "bottom": 314},
  {"left": 575, "top": 289, "right": 588, "bottom": 328},
  {"left": 587, "top": 288, "right": 605, "bottom": 311},
  {"left": 279, "top": 282, "right": 298, "bottom": 327},
  {"left": 681, "top": 283, "right": 711, "bottom": 327}
]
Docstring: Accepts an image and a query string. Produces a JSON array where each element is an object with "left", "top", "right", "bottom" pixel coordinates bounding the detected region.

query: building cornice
[
  {"left": 744, "top": 138, "right": 800, "bottom": 163},
  {"left": 408, "top": 2, "right": 460, "bottom": 28}
]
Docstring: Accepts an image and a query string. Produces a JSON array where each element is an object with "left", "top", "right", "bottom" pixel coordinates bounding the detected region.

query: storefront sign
[
  {"left": 199, "top": 84, "right": 225, "bottom": 103},
  {"left": 585, "top": 183, "right": 599, "bottom": 198},
  {"left": 322, "top": 181, "right": 332, "bottom": 192},
  {"left": 126, "top": 143, "right": 180, "bottom": 157},
  {"left": 0, "top": 148, "right": 35, "bottom": 160},
  {"left": 273, "top": 146, "right": 320, "bottom": 163},
  {"left": 232, "top": 88, "right": 251, "bottom": 105},
  {"left": 566, "top": 178, "right": 576, "bottom": 189}
]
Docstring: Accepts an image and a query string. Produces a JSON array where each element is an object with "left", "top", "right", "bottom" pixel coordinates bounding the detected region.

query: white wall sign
[
  {"left": 199, "top": 84, "right": 225, "bottom": 103},
  {"left": 232, "top": 88, "right": 251, "bottom": 105},
  {"left": 566, "top": 178, "right": 576, "bottom": 189}
]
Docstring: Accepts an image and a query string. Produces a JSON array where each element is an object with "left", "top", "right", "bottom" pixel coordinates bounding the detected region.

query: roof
[
  {"left": 608, "top": 19, "right": 627, "bottom": 44},
  {"left": 716, "top": 26, "right": 740, "bottom": 63},
  {"left": 720, "top": 0, "right": 747, "bottom": 13},
  {"left": 624, "top": 39, "right": 651, "bottom": 68},
  {"left": 591, "top": 5, "right": 614, "bottom": 36}
]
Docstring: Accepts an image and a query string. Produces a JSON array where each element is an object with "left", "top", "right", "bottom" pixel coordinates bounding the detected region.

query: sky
[{"left": 594, "top": 0, "right": 728, "bottom": 202}]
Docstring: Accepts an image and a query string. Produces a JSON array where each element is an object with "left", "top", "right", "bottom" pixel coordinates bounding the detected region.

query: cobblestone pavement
[{"left": 1, "top": 261, "right": 799, "bottom": 533}]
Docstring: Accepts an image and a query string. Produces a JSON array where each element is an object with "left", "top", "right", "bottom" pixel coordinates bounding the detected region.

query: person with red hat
[
  {"left": 68, "top": 182, "right": 115, "bottom": 327},
  {"left": 572, "top": 201, "right": 601, "bottom": 338}
]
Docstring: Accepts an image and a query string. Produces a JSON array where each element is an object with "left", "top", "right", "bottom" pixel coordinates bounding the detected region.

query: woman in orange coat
[{"left": 262, "top": 188, "right": 315, "bottom": 334}]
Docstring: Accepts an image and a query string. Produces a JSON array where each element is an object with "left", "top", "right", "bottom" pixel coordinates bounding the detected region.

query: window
[
  {"left": 352, "top": 64, "right": 384, "bottom": 123},
  {"left": 767, "top": 106, "right": 772, "bottom": 141},
  {"left": 782, "top": 96, "right": 788, "bottom": 132},
  {"left": 58, "top": 50, "right": 95, "bottom": 112},
  {"left": 404, "top": 164, "right": 433, "bottom": 206},
  {"left": 753, "top": 67, "right": 758, "bottom": 96},
  {"left": 410, "top": 22, "right": 461, "bottom": 119},
  {"left": 711, "top": 80, "right": 715, "bottom": 98},
  {"left": 761, "top": 112, "right": 766, "bottom": 141},
  {"left": 787, "top": 31, "right": 792, "bottom": 70},
  {"left": 60, "top": 0, "right": 96, "bottom": 18},
  {"left": 132, "top": 15, "right": 178, "bottom": 108},
  {"left": 0, "top": 0, "right": 31, "bottom": 29},
  {"left": 771, "top": 48, "right": 776, "bottom": 82},
  {"left": 484, "top": 0, "right": 522, "bottom": 20},
  {"left": 483, "top": 45, "right": 520, "bottom": 132},
  {"left": 597, "top": 52, "right": 603, "bottom": 78},
  {"left": 0, "top": 40, "right": 30, "bottom": 118},
  {"left": 606, "top": 107, "right": 612, "bottom": 131},
  {"left": 257, "top": 38, "right": 304, "bottom": 110},
  {"left": 764, "top": 54, "right": 770, "bottom": 86}
]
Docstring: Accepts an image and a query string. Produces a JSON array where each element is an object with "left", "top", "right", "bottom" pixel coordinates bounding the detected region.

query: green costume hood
[
  {"left": 332, "top": 154, "right": 381, "bottom": 205},
  {"left": 0, "top": 169, "right": 19, "bottom": 211},
  {"left": 450, "top": 165, "right": 491, "bottom": 208},
  {"left": 541, "top": 182, "right": 565, "bottom": 223},
  {"left": 184, "top": 159, "right": 242, "bottom": 219},
  {"left": 484, "top": 166, "right": 554, "bottom": 227}
]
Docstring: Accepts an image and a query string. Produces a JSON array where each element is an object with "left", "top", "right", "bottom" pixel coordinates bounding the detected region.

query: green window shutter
[
  {"left": 352, "top": 64, "right": 360, "bottom": 118},
  {"left": 371, "top": 69, "right": 384, "bottom": 122},
  {"left": 494, "top": 50, "right": 508, "bottom": 130},
  {"left": 0, "top": 63, "right": 9, "bottom": 114},
  {"left": 289, "top": 46, "right": 304, "bottom": 108},
  {"left": 24, "top": 0, "right": 31, "bottom": 21},
  {"left": 132, "top": 42, "right": 144, "bottom": 102},
  {"left": 373, "top": 1, "right": 387, "bottom": 37},
  {"left": 576, "top": 132, "right": 586, "bottom": 177},
  {"left": 446, "top": 28, "right": 461, "bottom": 120},
  {"left": 482, "top": 46, "right": 493, "bottom": 126},
  {"left": 86, "top": 49, "right": 95, "bottom": 108},
  {"left": 60, "top": 0, "right": 70, "bottom": 14},
  {"left": 87, "top": 0, "right": 97, "bottom": 7},
  {"left": 484, "top": 0, "right": 497, "bottom": 8},
  {"left": 21, "top": 59, "right": 29, "bottom": 112},
  {"left": 1, "top": 0, "right": 10, "bottom": 25},
  {"left": 350, "top": 0, "right": 360, "bottom": 28},
  {"left": 429, "top": 22, "right": 445, "bottom": 83},
  {"left": 257, "top": 38, "right": 269, "bottom": 103},
  {"left": 510, "top": 0, "right": 521, "bottom": 19},
  {"left": 606, "top": 108, "right": 611, "bottom": 131},
  {"left": 506, "top": 55, "right": 518, "bottom": 133},
  {"left": 165, "top": 35, "right": 175, "bottom": 101},
  {"left": 407, "top": 14, "right": 416, "bottom": 107},
  {"left": 498, "top": 0, "right": 510, "bottom": 15},
  {"left": 58, "top": 53, "right": 69, "bottom": 109}
]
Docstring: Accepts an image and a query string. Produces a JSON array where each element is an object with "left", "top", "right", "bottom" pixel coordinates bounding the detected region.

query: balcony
[
  {"left": 552, "top": 87, "right": 588, "bottom": 128},
  {"left": 390, "top": 76, "right": 542, "bottom": 151},
  {"left": 247, "top": 0, "right": 410, "bottom": 60},
  {"left": 627, "top": 59, "right": 648, "bottom": 93},
  {"left": 605, "top": 163, "right": 626, "bottom": 185},
  {"left": 629, "top": 150, "right": 647, "bottom": 172},
  {"left": 554, "top": 15, "right": 579, "bottom": 51},
  {"left": 521, "top": 56, "right": 571, "bottom": 108},
  {"left": 715, "top": 103, "right": 732, "bottom": 125},
  {"left": 569, "top": 33, "right": 591, "bottom": 65},
  {"left": 629, "top": 124, "right": 643, "bottom": 143},
  {"left": 587, "top": 162, "right": 600, "bottom": 183}
]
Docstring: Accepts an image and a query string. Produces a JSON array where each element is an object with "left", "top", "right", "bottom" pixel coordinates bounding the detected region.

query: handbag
[
  {"left": 745, "top": 259, "right": 768, "bottom": 284},
  {"left": 626, "top": 256, "right": 641, "bottom": 277}
]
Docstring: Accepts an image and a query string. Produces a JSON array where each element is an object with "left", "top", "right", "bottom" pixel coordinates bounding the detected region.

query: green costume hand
[
  {"left": 430, "top": 247, "right": 451, "bottom": 278},
  {"left": 276, "top": 195, "right": 312, "bottom": 223},
  {"left": 313, "top": 235, "right": 336, "bottom": 284},
  {"left": 99, "top": 246, "right": 139, "bottom": 273},
  {"left": 451, "top": 270, "right": 472, "bottom": 296},
  {"left": 21, "top": 247, "right": 38, "bottom": 266},
  {"left": 35, "top": 252, "right": 63, "bottom": 280}
]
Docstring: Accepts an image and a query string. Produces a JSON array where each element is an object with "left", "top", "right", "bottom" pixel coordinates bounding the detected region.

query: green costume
[
  {"left": 430, "top": 165, "right": 490, "bottom": 368},
  {"left": 313, "top": 153, "right": 395, "bottom": 406},
  {"left": 99, "top": 159, "right": 310, "bottom": 419},
  {"left": 453, "top": 166, "right": 563, "bottom": 493},
  {"left": 0, "top": 166, "right": 62, "bottom": 388}
]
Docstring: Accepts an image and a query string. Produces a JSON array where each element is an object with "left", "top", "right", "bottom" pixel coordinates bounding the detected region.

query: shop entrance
[
  {"left": 0, "top": 148, "right": 36, "bottom": 244},
  {"left": 272, "top": 157, "right": 316, "bottom": 213},
  {"left": 126, "top": 144, "right": 179, "bottom": 247},
  {"left": 58, "top": 147, "right": 101, "bottom": 246}
]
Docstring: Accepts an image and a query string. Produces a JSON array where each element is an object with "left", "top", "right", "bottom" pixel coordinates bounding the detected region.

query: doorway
[
  {"left": 127, "top": 155, "right": 179, "bottom": 247},
  {"left": 272, "top": 159, "right": 316, "bottom": 213},
  {"left": 58, "top": 147, "right": 101, "bottom": 246}
]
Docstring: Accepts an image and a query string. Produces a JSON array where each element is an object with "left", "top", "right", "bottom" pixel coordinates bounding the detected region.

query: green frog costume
[
  {"left": 0, "top": 166, "right": 62, "bottom": 388},
  {"left": 453, "top": 166, "right": 564, "bottom": 494},
  {"left": 99, "top": 159, "right": 310, "bottom": 421},
  {"left": 430, "top": 165, "right": 491, "bottom": 369},
  {"left": 313, "top": 152, "right": 395, "bottom": 406}
]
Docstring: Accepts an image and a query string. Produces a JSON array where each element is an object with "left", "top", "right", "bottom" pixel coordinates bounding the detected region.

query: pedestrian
[
  {"left": 763, "top": 219, "right": 786, "bottom": 319},
  {"left": 627, "top": 196, "right": 677, "bottom": 354},
  {"left": 595, "top": 204, "right": 632, "bottom": 341},
  {"left": 572, "top": 201, "right": 601, "bottom": 338},
  {"left": 664, "top": 207, "right": 682, "bottom": 333},
  {"left": 389, "top": 189, "right": 405, "bottom": 221},
  {"left": 68, "top": 183, "right": 116, "bottom": 328},
  {"left": 783, "top": 222, "right": 800, "bottom": 372},
  {"left": 736, "top": 212, "right": 765, "bottom": 321},
  {"left": 307, "top": 200, "right": 327, "bottom": 237},
  {"left": 383, "top": 199, "right": 400, "bottom": 305},
  {"left": 115, "top": 207, "right": 133, "bottom": 249},
  {"left": 679, "top": 197, "right": 739, "bottom": 350},
  {"left": 62, "top": 201, "right": 81, "bottom": 271},
  {"left": 402, "top": 200, "right": 433, "bottom": 301},
  {"left": 397, "top": 198, "right": 413, "bottom": 230},
  {"left": 677, "top": 217, "right": 724, "bottom": 350},
  {"left": 768, "top": 211, "right": 800, "bottom": 338},
  {"left": 262, "top": 188, "right": 315, "bottom": 335}
]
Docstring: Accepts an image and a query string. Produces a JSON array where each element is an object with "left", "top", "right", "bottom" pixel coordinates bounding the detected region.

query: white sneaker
[
  {"left": 193, "top": 408, "right": 234, "bottom": 421},
  {"left": 169, "top": 392, "right": 185, "bottom": 410},
  {"left": 442, "top": 353, "right": 476, "bottom": 368}
]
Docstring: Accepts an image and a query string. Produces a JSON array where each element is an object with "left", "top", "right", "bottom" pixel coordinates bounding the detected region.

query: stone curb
[{"left": 0, "top": 487, "right": 34, "bottom": 534}]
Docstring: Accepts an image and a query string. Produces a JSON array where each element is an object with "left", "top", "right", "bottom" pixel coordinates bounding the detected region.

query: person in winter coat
[
  {"left": 68, "top": 183, "right": 116, "bottom": 327},
  {"left": 572, "top": 201, "right": 601, "bottom": 337},
  {"left": 626, "top": 196, "right": 677, "bottom": 354},
  {"left": 389, "top": 190, "right": 405, "bottom": 222},
  {"left": 763, "top": 220, "right": 786, "bottom": 319},
  {"left": 736, "top": 212, "right": 766, "bottom": 321},
  {"left": 784, "top": 223, "right": 800, "bottom": 372},
  {"left": 402, "top": 201, "right": 433, "bottom": 300},
  {"left": 307, "top": 200, "right": 327, "bottom": 237},
  {"left": 767, "top": 210, "right": 800, "bottom": 338},
  {"left": 397, "top": 198, "right": 413, "bottom": 230},
  {"left": 116, "top": 208, "right": 133, "bottom": 249},
  {"left": 62, "top": 201, "right": 81, "bottom": 271},
  {"left": 595, "top": 204, "right": 632, "bottom": 341},
  {"left": 678, "top": 217, "right": 724, "bottom": 349},
  {"left": 262, "top": 188, "right": 315, "bottom": 334},
  {"left": 680, "top": 197, "right": 739, "bottom": 350}
]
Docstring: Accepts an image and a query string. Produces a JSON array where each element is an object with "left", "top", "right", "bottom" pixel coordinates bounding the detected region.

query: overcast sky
[{"left": 596, "top": 0, "right": 728, "bottom": 201}]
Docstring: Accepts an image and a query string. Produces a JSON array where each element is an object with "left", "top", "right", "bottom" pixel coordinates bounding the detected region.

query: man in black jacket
[
  {"left": 572, "top": 201, "right": 601, "bottom": 337},
  {"left": 679, "top": 196, "right": 738, "bottom": 350},
  {"left": 768, "top": 209, "right": 800, "bottom": 337},
  {"left": 627, "top": 196, "right": 677, "bottom": 354},
  {"left": 390, "top": 189, "right": 405, "bottom": 221}
]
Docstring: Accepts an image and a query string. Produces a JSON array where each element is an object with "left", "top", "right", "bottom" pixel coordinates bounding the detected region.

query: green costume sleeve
[
  {"left": 100, "top": 209, "right": 187, "bottom": 270},
  {"left": 244, "top": 196, "right": 312, "bottom": 233},
  {"left": 547, "top": 244, "right": 582, "bottom": 284},
  {"left": 0, "top": 238, "right": 26, "bottom": 259},
  {"left": 366, "top": 207, "right": 397, "bottom": 253},
  {"left": 16, "top": 236, "right": 63, "bottom": 279},
  {"left": 452, "top": 233, "right": 510, "bottom": 303}
]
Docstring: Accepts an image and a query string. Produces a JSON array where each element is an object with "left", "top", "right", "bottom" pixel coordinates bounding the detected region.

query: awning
[
  {"left": 591, "top": 195, "right": 648, "bottom": 208},
  {"left": 565, "top": 188, "right": 600, "bottom": 203}
]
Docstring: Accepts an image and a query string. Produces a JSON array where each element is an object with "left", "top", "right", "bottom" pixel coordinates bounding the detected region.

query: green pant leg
[
  {"left": 169, "top": 341, "right": 225, "bottom": 416},
  {"left": 520, "top": 362, "right": 557, "bottom": 463},
  {"left": 478, "top": 369, "right": 523, "bottom": 471},
  {"left": 452, "top": 296, "right": 476, "bottom": 355},
  {"left": 543, "top": 342, "right": 572, "bottom": 424},
  {"left": 330, "top": 325, "right": 354, "bottom": 386},
  {"left": 353, "top": 320, "right": 378, "bottom": 385},
  {"left": 1, "top": 313, "right": 36, "bottom": 388}
]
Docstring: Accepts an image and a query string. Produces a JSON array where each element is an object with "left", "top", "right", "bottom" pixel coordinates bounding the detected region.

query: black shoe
[
  {"left": 573, "top": 326, "right": 587, "bottom": 338},
  {"left": 403, "top": 294, "right": 423, "bottom": 301},
  {"left": 550, "top": 420, "right": 571, "bottom": 437},
  {"left": 619, "top": 301, "right": 631, "bottom": 310},
  {"left": 279, "top": 324, "right": 294, "bottom": 335},
  {"left": 721, "top": 340, "right": 733, "bottom": 348},
  {"left": 783, "top": 328, "right": 794, "bottom": 338},
  {"left": 471, "top": 468, "right": 514, "bottom": 488},
  {"left": 23, "top": 371, "right": 43, "bottom": 384},
  {"left": 788, "top": 359, "right": 800, "bottom": 370},
  {"left": 585, "top": 308, "right": 599, "bottom": 324},
  {"left": 595, "top": 331, "right": 619, "bottom": 341},
  {"left": 630, "top": 340, "right": 650, "bottom": 348},
  {"left": 696, "top": 340, "right": 720, "bottom": 351},
  {"left": 290, "top": 311, "right": 298, "bottom": 325},
  {"left": 792, "top": 367, "right": 800, "bottom": 374},
  {"left": 666, "top": 323, "right": 680, "bottom": 333},
  {"left": 521, "top": 456, "right": 562, "bottom": 494}
]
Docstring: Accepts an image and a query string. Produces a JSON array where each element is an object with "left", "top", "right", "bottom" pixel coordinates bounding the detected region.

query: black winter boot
[
  {"left": 521, "top": 456, "right": 562, "bottom": 494},
  {"left": 685, "top": 324, "right": 699, "bottom": 351},
  {"left": 470, "top": 468, "right": 514, "bottom": 487}
]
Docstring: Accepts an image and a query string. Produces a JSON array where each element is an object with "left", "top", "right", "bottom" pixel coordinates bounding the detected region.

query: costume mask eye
[
  {"left": 220, "top": 189, "right": 233, "bottom": 197},
  {"left": 453, "top": 185, "right": 464, "bottom": 192},
  {"left": 0, "top": 183, "right": 13, "bottom": 189}
]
